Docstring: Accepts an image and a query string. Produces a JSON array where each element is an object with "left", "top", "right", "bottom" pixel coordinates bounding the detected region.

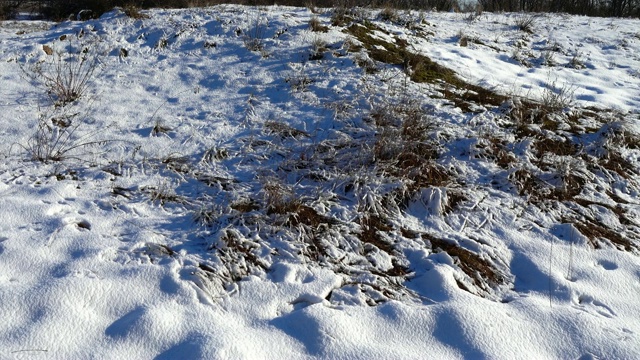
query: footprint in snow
[
  {"left": 105, "top": 306, "right": 146, "bottom": 339},
  {"left": 63, "top": 217, "right": 92, "bottom": 231},
  {"left": 575, "top": 294, "right": 616, "bottom": 318},
  {"left": 597, "top": 259, "right": 618, "bottom": 270}
]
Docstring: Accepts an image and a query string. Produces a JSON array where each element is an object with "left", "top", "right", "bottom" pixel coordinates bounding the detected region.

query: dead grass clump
[
  {"left": 370, "top": 99, "right": 450, "bottom": 190},
  {"left": 443, "top": 189, "right": 467, "bottom": 214},
  {"left": 541, "top": 81, "right": 575, "bottom": 112},
  {"left": 162, "top": 154, "right": 191, "bottom": 174},
  {"left": 243, "top": 13, "right": 266, "bottom": 54},
  {"left": 193, "top": 205, "right": 220, "bottom": 227},
  {"left": 151, "top": 120, "right": 172, "bottom": 136},
  {"left": 216, "top": 229, "right": 266, "bottom": 282},
  {"left": 144, "top": 183, "right": 187, "bottom": 206},
  {"left": 572, "top": 220, "right": 637, "bottom": 252},
  {"left": 123, "top": 5, "right": 150, "bottom": 20},
  {"left": 475, "top": 136, "right": 516, "bottom": 168},
  {"left": 359, "top": 215, "right": 395, "bottom": 254},
  {"left": 262, "top": 178, "right": 301, "bottom": 215},
  {"left": 573, "top": 198, "right": 631, "bottom": 226},
  {"left": 601, "top": 121, "right": 640, "bottom": 150},
  {"left": 508, "top": 98, "right": 558, "bottom": 127},
  {"left": 331, "top": 6, "right": 356, "bottom": 26},
  {"left": 309, "top": 36, "right": 328, "bottom": 60},
  {"left": 231, "top": 199, "right": 260, "bottom": 213},
  {"left": 198, "top": 175, "right": 237, "bottom": 190},
  {"left": 309, "top": 15, "right": 329, "bottom": 32},
  {"left": 597, "top": 150, "right": 638, "bottom": 179},
  {"left": 379, "top": 7, "right": 399, "bottom": 22},
  {"left": 509, "top": 168, "right": 546, "bottom": 199},
  {"left": 447, "top": 84, "right": 508, "bottom": 110},
  {"left": 287, "top": 205, "right": 337, "bottom": 228},
  {"left": 285, "top": 71, "right": 314, "bottom": 92},
  {"left": 264, "top": 121, "right": 309, "bottom": 139},
  {"left": 534, "top": 137, "right": 579, "bottom": 157},
  {"left": 513, "top": 13, "right": 537, "bottom": 34},
  {"left": 423, "top": 234, "right": 506, "bottom": 295}
]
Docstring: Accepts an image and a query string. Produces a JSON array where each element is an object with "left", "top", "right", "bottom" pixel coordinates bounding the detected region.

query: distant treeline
[
  {"left": 1, "top": 0, "right": 638, "bottom": 20},
  {"left": 477, "top": 0, "right": 639, "bottom": 17}
]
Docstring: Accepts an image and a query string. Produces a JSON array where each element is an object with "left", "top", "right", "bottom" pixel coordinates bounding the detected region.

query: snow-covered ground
[{"left": 0, "top": 6, "right": 639, "bottom": 358}]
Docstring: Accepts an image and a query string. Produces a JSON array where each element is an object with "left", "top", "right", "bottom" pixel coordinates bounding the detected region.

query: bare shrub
[
  {"left": 22, "top": 43, "right": 101, "bottom": 106},
  {"left": 22, "top": 107, "right": 112, "bottom": 163}
]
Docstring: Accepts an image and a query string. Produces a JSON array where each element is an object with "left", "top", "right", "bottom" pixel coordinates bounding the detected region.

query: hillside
[{"left": 0, "top": 5, "right": 639, "bottom": 358}]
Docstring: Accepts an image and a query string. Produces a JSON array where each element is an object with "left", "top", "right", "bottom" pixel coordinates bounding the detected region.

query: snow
[{"left": 0, "top": 5, "right": 639, "bottom": 359}]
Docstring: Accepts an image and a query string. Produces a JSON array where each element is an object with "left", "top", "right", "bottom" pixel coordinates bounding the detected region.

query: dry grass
[
  {"left": 122, "top": 5, "right": 150, "bottom": 19},
  {"left": 513, "top": 13, "right": 537, "bottom": 34},
  {"left": 572, "top": 219, "right": 637, "bottom": 252},
  {"left": 379, "top": 7, "right": 398, "bottom": 22},
  {"left": 309, "top": 15, "right": 329, "bottom": 32},
  {"left": 264, "top": 121, "right": 309, "bottom": 139},
  {"left": 424, "top": 233, "right": 506, "bottom": 295}
]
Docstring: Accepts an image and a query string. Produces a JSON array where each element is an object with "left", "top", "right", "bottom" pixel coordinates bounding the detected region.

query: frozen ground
[{"left": 0, "top": 6, "right": 639, "bottom": 359}]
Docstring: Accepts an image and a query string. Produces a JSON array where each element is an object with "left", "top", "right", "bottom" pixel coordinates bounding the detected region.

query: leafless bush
[
  {"left": 23, "top": 43, "right": 101, "bottom": 106},
  {"left": 22, "top": 107, "right": 111, "bottom": 163}
]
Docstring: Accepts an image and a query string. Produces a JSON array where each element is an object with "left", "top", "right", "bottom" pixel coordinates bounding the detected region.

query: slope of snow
[{"left": 0, "top": 6, "right": 638, "bottom": 359}]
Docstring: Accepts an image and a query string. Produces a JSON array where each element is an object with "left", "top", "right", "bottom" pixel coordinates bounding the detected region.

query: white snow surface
[{"left": 0, "top": 6, "right": 639, "bottom": 359}]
